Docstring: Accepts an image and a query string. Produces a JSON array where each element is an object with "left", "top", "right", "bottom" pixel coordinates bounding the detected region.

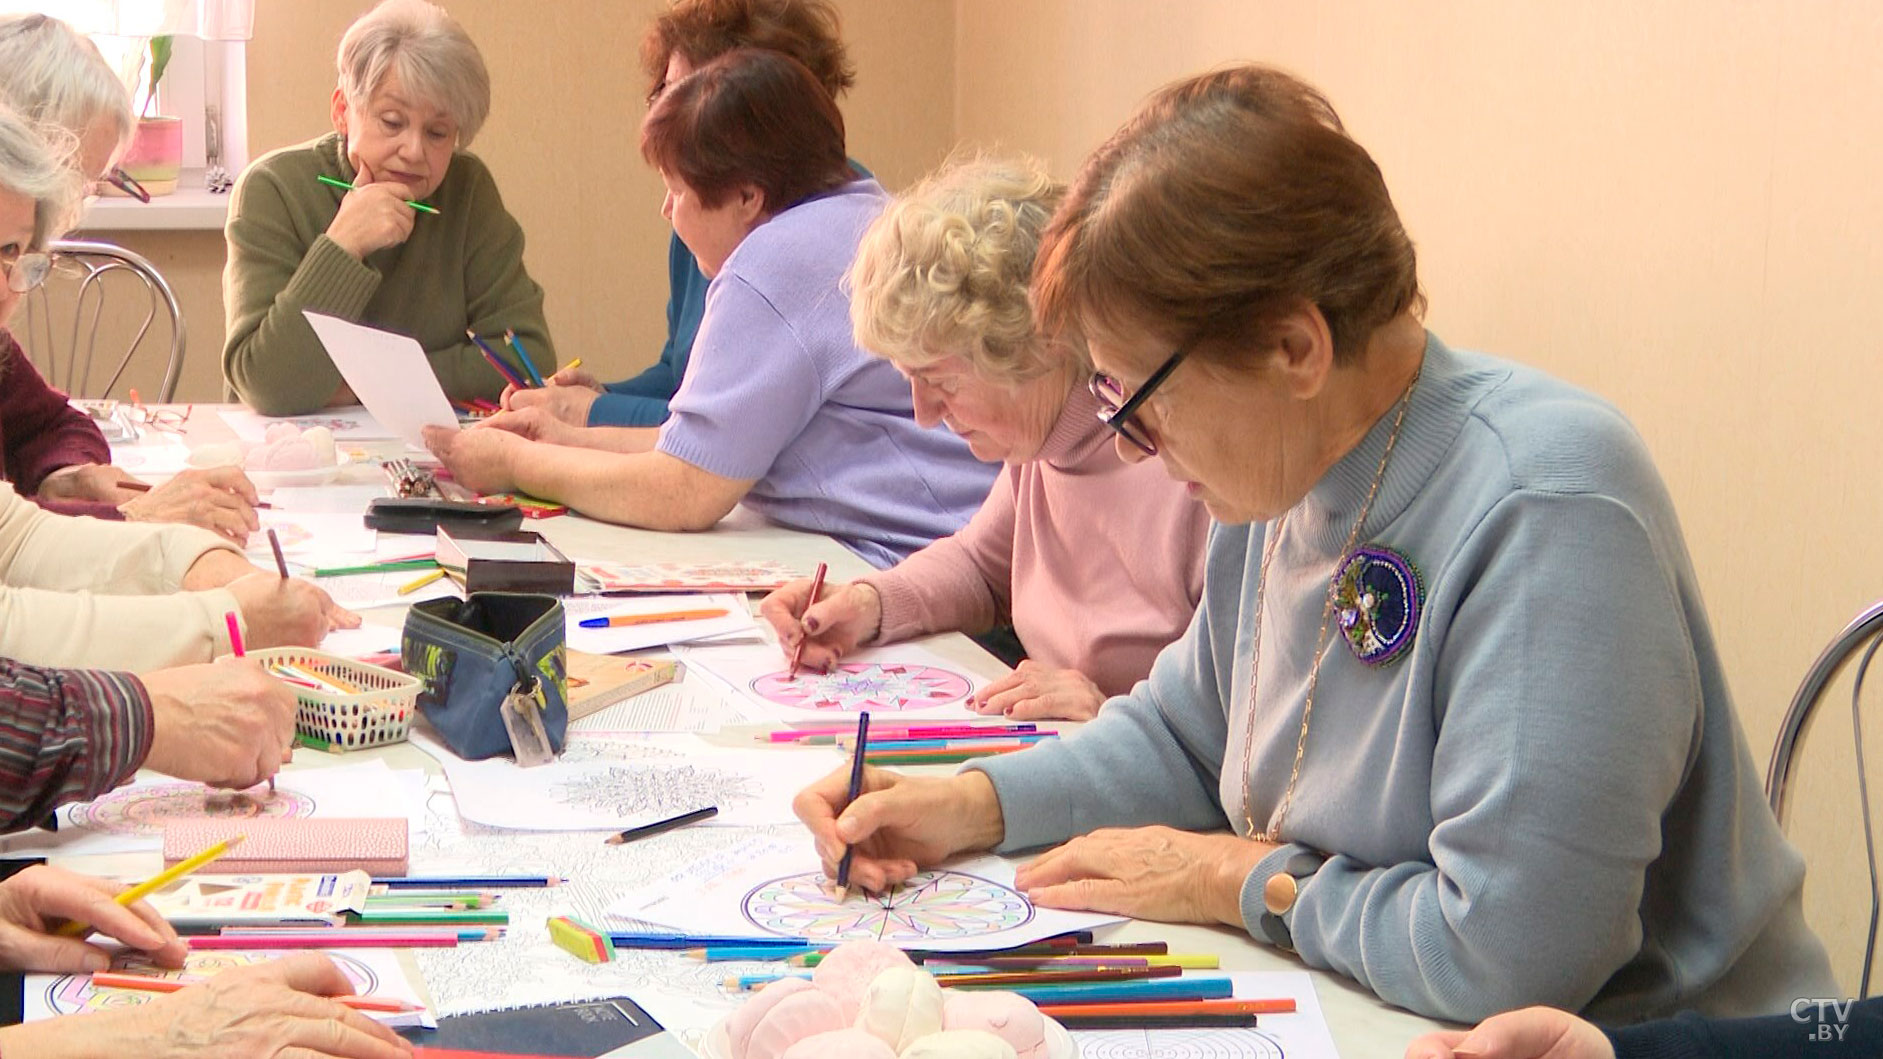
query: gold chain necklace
[{"left": 1239, "top": 365, "right": 1421, "bottom": 843}]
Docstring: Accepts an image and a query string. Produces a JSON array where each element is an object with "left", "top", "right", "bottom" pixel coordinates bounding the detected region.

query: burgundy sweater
[{"left": 0, "top": 331, "right": 121, "bottom": 520}]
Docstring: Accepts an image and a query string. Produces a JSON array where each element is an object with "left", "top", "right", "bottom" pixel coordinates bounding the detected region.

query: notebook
[
  {"left": 163, "top": 817, "right": 409, "bottom": 875},
  {"left": 400, "top": 995, "right": 690, "bottom": 1058}
]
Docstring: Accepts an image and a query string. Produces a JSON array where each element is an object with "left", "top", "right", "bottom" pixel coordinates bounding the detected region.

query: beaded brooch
[{"left": 1333, "top": 544, "right": 1423, "bottom": 665}]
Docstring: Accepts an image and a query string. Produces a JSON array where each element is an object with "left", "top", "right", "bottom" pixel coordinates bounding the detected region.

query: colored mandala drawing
[
  {"left": 45, "top": 951, "right": 375, "bottom": 1015},
  {"left": 286, "top": 416, "right": 368, "bottom": 433},
  {"left": 264, "top": 521, "right": 316, "bottom": 549},
  {"left": 1074, "top": 1030, "right": 1286, "bottom": 1059},
  {"left": 551, "top": 764, "right": 758, "bottom": 818},
  {"left": 749, "top": 663, "right": 972, "bottom": 712},
  {"left": 66, "top": 783, "right": 316, "bottom": 835},
  {"left": 742, "top": 870, "right": 1032, "bottom": 942},
  {"left": 580, "top": 559, "right": 806, "bottom": 593}
]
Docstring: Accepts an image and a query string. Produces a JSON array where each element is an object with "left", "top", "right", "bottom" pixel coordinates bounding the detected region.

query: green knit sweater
[{"left": 222, "top": 133, "right": 554, "bottom": 415}]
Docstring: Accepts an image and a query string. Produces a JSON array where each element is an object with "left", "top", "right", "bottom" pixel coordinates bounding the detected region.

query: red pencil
[
  {"left": 1035, "top": 998, "right": 1297, "bottom": 1017},
  {"left": 786, "top": 561, "right": 828, "bottom": 678},
  {"left": 187, "top": 933, "right": 461, "bottom": 949}
]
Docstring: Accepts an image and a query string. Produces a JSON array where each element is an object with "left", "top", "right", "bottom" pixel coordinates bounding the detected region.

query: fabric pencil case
[
  {"left": 162, "top": 818, "right": 408, "bottom": 875},
  {"left": 402, "top": 593, "right": 569, "bottom": 762}
]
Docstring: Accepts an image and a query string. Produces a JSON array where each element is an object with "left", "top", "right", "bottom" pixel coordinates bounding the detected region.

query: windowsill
[{"left": 77, "top": 169, "right": 231, "bottom": 233}]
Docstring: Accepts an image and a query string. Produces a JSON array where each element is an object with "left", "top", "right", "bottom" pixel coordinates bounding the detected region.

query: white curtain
[{"left": 0, "top": 0, "right": 253, "bottom": 39}]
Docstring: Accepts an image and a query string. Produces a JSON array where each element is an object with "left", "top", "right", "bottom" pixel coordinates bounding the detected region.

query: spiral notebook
[{"left": 400, "top": 995, "right": 689, "bottom": 1058}]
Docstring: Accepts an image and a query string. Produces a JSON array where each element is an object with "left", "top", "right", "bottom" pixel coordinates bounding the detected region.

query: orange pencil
[
  {"left": 1035, "top": 997, "right": 1298, "bottom": 1017},
  {"left": 576, "top": 608, "right": 729, "bottom": 629},
  {"left": 787, "top": 562, "right": 828, "bottom": 678}
]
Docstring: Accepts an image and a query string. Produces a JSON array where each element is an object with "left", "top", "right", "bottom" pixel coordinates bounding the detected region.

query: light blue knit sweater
[{"left": 973, "top": 334, "right": 1834, "bottom": 1024}]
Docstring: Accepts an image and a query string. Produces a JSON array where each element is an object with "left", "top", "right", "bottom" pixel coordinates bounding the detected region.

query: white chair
[
  {"left": 19, "top": 238, "right": 187, "bottom": 401},
  {"left": 1767, "top": 599, "right": 1883, "bottom": 997}
]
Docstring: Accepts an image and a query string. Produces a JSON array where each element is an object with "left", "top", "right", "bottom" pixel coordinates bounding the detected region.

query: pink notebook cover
[{"left": 162, "top": 817, "right": 408, "bottom": 876}]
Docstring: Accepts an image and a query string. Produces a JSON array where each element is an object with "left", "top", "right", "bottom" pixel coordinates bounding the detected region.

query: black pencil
[
  {"left": 604, "top": 806, "right": 717, "bottom": 845},
  {"left": 834, "top": 711, "right": 870, "bottom": 888},
  {"left": 1051, "top": 1013, "right": 1260, "bottom": 1030}
]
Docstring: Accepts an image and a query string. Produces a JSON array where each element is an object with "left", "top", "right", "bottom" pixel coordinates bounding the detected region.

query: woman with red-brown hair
[{"left": 795, "top": 63, "right": 1834, "bottom": 1023}]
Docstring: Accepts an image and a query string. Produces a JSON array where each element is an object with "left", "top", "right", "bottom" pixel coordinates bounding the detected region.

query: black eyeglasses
[
  {"left": 1088, "top": 346, "right": 1188, "bottom": 456},
  {"left": 102, "top": 166, "right": 151, "bottom": 204}
]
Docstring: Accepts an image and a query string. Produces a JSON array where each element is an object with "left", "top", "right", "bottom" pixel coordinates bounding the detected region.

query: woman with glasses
[
  {"left": 425, "top": 49, "right": 994, "bottom": 568},
  {"left": 0, "top": 16, "right": 263, "bottom": 537},
  {"left": 222, "top": 0, "right": 552, "bottom": 416},
  {"left": 795, "top": 65, "right": 1834, "bottom": 1024},
  {"left": 0, "top": 110, "right": 354, "bottom": 671},
  {"left": 759, "top": 155, "right": 1207, "bottom": 720}
]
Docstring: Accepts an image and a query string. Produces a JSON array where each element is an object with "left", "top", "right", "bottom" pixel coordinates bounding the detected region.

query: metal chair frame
[
  {"left": 1766, "top": 598, "right": 1883, "bottom": 997},
  {"left": 20, "top": 239, "right": 187, "bottom": 401}
]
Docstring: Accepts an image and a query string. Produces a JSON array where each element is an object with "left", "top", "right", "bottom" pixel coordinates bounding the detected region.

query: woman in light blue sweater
[{"left": 793, "top": 64, "right": 1835, "bottom": 1024}]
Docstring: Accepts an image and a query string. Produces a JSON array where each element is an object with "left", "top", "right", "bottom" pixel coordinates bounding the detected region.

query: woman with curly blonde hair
[{"left": 761, "top": 154, "right": 1208, "bottom": 720}]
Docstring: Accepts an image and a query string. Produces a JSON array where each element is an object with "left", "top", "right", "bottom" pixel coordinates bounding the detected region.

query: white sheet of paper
[
  {"left": 0, "top": 761, "right": 422, "bottom": 858},
  {"left": 318, "top": 624, "right": 404, "bottom": 658},
  {"left": 23, "top": 945, "right": 434, "bottom": 1028},
  {"left": 611, "top": 839, "right": 1124, "bottom": 951},
  {"left": 302, "top": 312, "right": 459, "bottom": 449},
  {"left": 414, "top": 731, "right": 832, "bottom": 831},
  {"left": 267, "top": 484, "right": 392, "bottom": 513},
  {"left": 218, "top": 404, "right": 397, "bottom": 443},
  {"left": 248, "top": 510, "right": 377, "bottom": 560},
  {"left": 314, "top": 568, "right": 462, "bottom": 610},
  {"left": 567, "top": 680, "right": 743, "bottom": 733},
  {"left": 564, "top": 594, "right": 757, "bottom": 655},
  {"left": 1070, "top": 972, "right": 1339, "bottom": 1059},
  {"left": 675, "top": 642, "right": 986, "bottom": 723}
]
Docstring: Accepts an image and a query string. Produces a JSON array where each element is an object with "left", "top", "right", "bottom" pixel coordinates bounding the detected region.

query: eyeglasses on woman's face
[
  {"left": 0, "top": 247, "right": 51, "bottom": 294},
  {"left": 1088, "top": 346, "right": 1189, "bottom": 456}
]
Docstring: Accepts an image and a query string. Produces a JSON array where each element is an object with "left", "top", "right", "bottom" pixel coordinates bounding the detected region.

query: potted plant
[{"left": 113, "top": 35, "right": 183, "bottom": 197}]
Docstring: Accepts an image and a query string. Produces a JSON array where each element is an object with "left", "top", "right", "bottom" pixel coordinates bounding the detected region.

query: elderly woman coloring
[
  {"left": 761, "top": 156, "right": 1207, "bottom": 719},
  {"left": 795, "top": 65, "right": 1834, "bottom": 1024},
  {"left": 223, "top": 0, "right": 551, "bottom": 415}
]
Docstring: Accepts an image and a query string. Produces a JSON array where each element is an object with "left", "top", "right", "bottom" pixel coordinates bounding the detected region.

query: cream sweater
[{"left": 0, "top": 486, "right": 243, "bottom": 670}]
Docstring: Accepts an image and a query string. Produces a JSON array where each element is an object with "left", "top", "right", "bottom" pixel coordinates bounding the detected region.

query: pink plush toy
[
  {"left": 899, "top": 1030, "right": 1020, "bottom": 1059},
  {"left": 779, "top": 1028, "right": 898, "bottom": 1059},
  {"left": 810, "top": 940, "right": 915, "bottom": 1022},
  {"left": 742, "top": 988, "right": 847, "bottom": 1059},
  {"left": 725, "top": 978, "right": 820, "bottom": 1059},
  {"left": 942, "top": 991, "right": 1052, "bottom": 1059}
]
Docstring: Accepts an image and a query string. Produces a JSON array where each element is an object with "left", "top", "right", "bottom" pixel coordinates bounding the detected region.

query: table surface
[{"left": 47, "top": 408, "right": 1447, "bottom": 1056}]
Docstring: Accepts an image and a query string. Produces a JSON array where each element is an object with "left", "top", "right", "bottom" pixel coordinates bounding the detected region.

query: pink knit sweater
[{"left": 860, "top": 387, "right": 1208, "bottom": 696}]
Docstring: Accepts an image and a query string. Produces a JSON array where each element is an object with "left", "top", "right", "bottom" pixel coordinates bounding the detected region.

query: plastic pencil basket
[{"left": 249, "top": 647, "right": 421, "bottom": 751}]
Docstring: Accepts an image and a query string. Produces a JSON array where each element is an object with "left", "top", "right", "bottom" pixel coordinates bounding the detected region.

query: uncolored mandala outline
[
  {"left": 46, "top": 950, "right": 375, "bottom": 1015},
  {"left": 1072, "top": 1029, "right": 1286, "bottom": 1059},
  {"left": 66, "top": 783, "right": 316, "bottom": 835},
  {"left": 742, "top": 869, "right": 1032, "bottom": 942},
  {"left": 749, "top": 662, "right": 972, "bottom": 712},
  {"left": 550, "top": 763, "right": 759, "bottom": 818}
]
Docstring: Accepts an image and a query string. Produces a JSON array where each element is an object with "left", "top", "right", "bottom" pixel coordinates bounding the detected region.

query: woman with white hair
[
  {"left": 761, "top": 155, "right": 1208, "bottom": 720},
  {"left": 223, "top": 0, "right": 553, "bottom": 415},
  {"left": 0, "top": 14, "right": 264, "bottom": 536}
]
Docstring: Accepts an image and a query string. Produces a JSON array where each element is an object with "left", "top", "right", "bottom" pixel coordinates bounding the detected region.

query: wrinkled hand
[
  {"left": 760, "top": 580, "right": 881, "bottom": 672},
  {"left": 118, "top": 466, "right": 262, "bottom": 542},
  {"left": 1, "top": 953, "right": 415, "bottom": 1059},
  {"left": 37, "top": 463, "right": 141, "bottom": 504},
  {"left": 1405, "top": 1007, "right": 1615, "bottom": 1059},
  {"left": 1015, "top": 825, "right": 1272, "bottom": 929},
  {"left": 479, "top": 406, "right": 580, "bottom": 447},
  {"left": 0, "top": 866, "right": 184, "bottom": 974},
  {"left": 793, "top": 766, "right": 1005, "bottom": 893},
  {"left": 226, "top": 573, "right": 358, "bottom": 649},
  {"left": 325, "top": 159, "right": 417, "bottom": 259},
  {"left": 423, "top": 423, "right": 523, "bottom": 494},
  {"left": 970, "top": 659, "right": 1105, "bottom": 720},
  {"left": 503, "top": 377, "right": 601, "bottom": 426},
  {"left": 141, "top": 657, "right": 298, "bottom": 789}
]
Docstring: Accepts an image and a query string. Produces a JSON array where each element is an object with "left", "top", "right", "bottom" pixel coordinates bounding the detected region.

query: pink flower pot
[{"left": 111, "top": 117, "right": 183, "bottom": 197}]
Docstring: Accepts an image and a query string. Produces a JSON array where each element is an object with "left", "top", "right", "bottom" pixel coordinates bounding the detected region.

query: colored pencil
[
  {"left": 1035, "top": 998, "right": 1297, "bottom": 1017},
  {"left": 266, "top": 528, "right": 290, "bottom": 579},
  {"left": 835, "top": 710, "right": 870, "bottom": 889},
  {"left": 850, "top": 736, "right": 1054, "bottom": 752},
  {"left": 312, "top": 559, "right": 438, "bottom": 578},
  {"left": 727, "top": 972, "right": 813, "bottom": 990},
  {"left": 604, "top": 805, "right": 718, "bottom": 845},
  {"left": 1053, "top": 1014, "right": 1261, "bottom": 1030},
  {"left": 218, "top": 927, "right": 501, "bottom": 941},
  {"left": 563, "top": 357, "right": 583, "bottom": 373},
  {"left": 188, "top": 933, "right": 461, "bottom": 949},
  {"left": 397, "top": 568, "right": 448, "bottom": 595},
  {"left": 315, "top": 174, "right": 440, "bottom": 214},
  {"left": 786, "top": 562, "right": 827, "bottom": 678},
  {"left": 467, "top": 331, "right": 528, "bottom": 389},
  {"left": 373, "top": 875, "right": 561, "bottom": 889},
  {"left": 363, "top": 891, "right": 494, "bottom": 907},
  {"left": 937, "top": 965, "right": 1182, "bottom": 988},
  {"left": 93, "top": 970, "right": 424, "bottom": 1011},
  {"left": 55, "top": 835, "right": 246, "bottom": 938},
  {"left": 607, "top": 933, "right": 814, "bottom": 949},
  {"left": 768, "top": 723, "right": 1038, "bottom": 743},
  {"left": 225, "top": 611, "right": 245, "bottom": 656},
  {"left": 352, "top": 908, "right": 508, "bottom": 925},
  {"left": 121, "top": 480, "right": 152, "bottom": 492},
  {"left": 685, "top": 945, "right": 823, "bottom": 962},
  {"left": 862, "top": 748, "right": 1031, "bottom": 766},
  {"left": 1003, "top": 977, "right": 1234, "bottom": 1005},
  {"left": 503, "top": 329, "right": 546, "bottom": 387},
  {"left": 928, "top": 953, "right": 1220, "bottom": 970},
  {"left": 577, "top": 608, "right": 729, "bottom": 629}
]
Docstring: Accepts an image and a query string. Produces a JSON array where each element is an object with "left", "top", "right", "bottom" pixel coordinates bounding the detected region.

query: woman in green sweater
[{"left": 222, "top": 0, "right": 552, "bottom": 416}]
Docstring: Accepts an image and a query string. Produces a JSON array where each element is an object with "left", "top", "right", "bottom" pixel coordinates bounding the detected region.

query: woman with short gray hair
[
  {"left": 0, "top": 14, "right": 137, "bottom": 196},
  {"left": 223, "top": 0, "right": 553, "bottom": 415}
]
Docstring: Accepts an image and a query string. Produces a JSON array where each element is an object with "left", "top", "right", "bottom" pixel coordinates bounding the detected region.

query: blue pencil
[
  {"left": 857, "top": 735, "right": 1058, "bottom": 751},
  {"left": 727, "top": 972, "right": 813, "bottom": 990},
  {"left": 504, "top": 329, "right": 547, "bottom": 387},
  {"left": 1005, "top": 977, "right": 1234, "bottom": 1005},
  {"left": 688, "top": 945, "right": 826, "bottom": 962},
  {"left": 466, "top": 330, "right": 528, "bottom": 389},
  {"left": 835, "top": 711, "right": 871, "bottom": 889},
  {"left": 372, "top": 875, "right": 561, "bottom": 889}
]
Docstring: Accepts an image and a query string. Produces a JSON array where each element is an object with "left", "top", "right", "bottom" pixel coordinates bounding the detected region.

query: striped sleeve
[{"left": 0, "top": 660, "right": 152, "bottom": 832}]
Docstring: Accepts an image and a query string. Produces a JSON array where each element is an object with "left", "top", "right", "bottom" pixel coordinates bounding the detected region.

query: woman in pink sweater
[{"left": 761, "top": 156, "right": 1208, "bottom": 719}]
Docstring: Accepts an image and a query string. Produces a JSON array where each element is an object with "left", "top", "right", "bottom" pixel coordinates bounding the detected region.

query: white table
[{"left": 45, "top": 409, "right": 1449, "bottom": 1056}]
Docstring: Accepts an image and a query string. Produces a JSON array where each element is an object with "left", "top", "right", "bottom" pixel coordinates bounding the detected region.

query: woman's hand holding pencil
[
  {"left": 791, "top": 762, "right": 1007, "bottom": 894},
  {"left": 0, "top": 865, "right": 184, "bottom": 973},
  {"left": 761, "top": 569, "right": 880, "bottom": 675}
]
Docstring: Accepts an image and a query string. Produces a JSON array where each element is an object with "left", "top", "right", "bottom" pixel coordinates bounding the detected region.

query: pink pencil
[
  {"left": 188, "top": 933, "right": 460, "bottom": 949},
  {"left": 768, "top": 723, "right": 1038, "bottom": 743}
]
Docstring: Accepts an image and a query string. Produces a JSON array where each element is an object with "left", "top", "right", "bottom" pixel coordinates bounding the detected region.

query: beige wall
[
  {"left": 81, "top": 0, "right": 956, "bottom": 402},
  {"left": 955, "top": 0, "right": 1882, "bottom": 991}
]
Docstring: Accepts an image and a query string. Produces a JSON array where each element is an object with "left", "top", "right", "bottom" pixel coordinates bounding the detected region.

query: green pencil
[
  {"left": 353, "top": 908, "right": 509, "bottom": 925},
  {"left": 317, "top": 174, "right": 441, "bottom": 214},
  {"left": 311, "top": 559, "right": 439, "bottom": 578}
]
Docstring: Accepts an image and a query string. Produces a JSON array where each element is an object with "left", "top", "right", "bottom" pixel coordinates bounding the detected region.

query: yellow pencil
[
  {"left": 397, "top": 569, "right": 448, "bottom": 595},
  {"left": 563, "top": 357, "right": 583, "bottom": 373},
  {"left": 56, "top": 835, "right": 246, "bottom": 937}
]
